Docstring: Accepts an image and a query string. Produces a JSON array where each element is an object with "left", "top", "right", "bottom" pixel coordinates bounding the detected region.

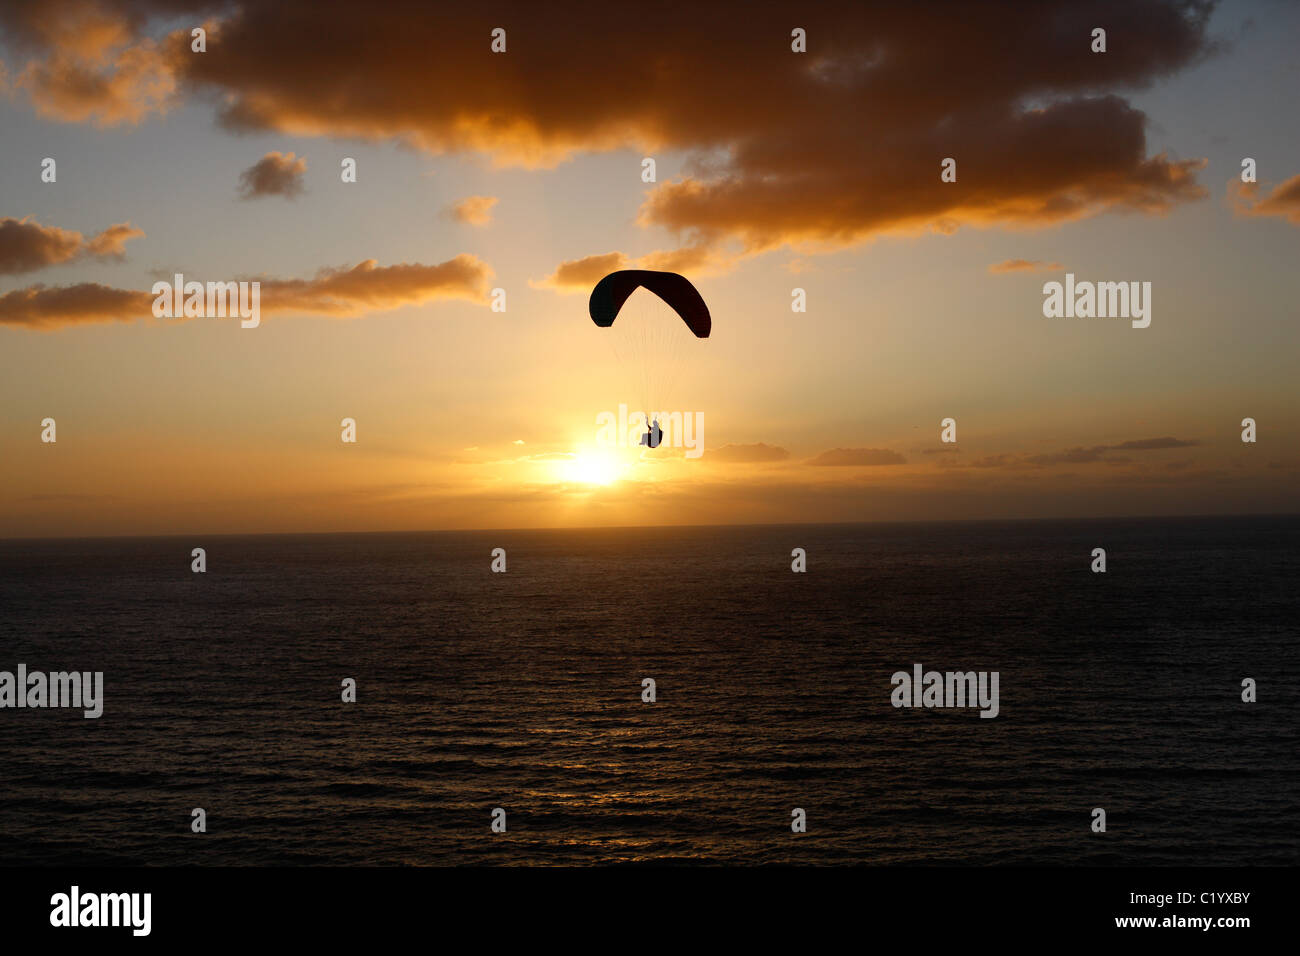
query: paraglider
[
  {"left": 640, "top": 418, "right": 663, "bottom": 448},
  {"left": 589, "top": 270, "right": 710, "bottom": 449},
  {"left": 588, "top": 270, "right": 711, "bottom": 338}
]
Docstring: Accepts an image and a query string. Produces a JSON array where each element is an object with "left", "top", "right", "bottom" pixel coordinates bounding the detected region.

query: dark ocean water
[{"left": 1, "top": 517, "right": 1296, "bottom": 866}]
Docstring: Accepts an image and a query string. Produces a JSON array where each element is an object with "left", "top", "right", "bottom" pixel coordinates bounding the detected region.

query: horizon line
[{"left": 2, "top": 510, "right": 1295, "bottom": 543}]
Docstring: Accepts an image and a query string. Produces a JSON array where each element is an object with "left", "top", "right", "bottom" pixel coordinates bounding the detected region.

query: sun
[{"left": 558, "top": 450, "right": 621, "bottom": 486}]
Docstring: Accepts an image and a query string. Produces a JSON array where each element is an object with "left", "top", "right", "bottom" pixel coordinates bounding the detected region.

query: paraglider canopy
[{"left": 588, "top": 270, "right": 711, "bottom": 338}]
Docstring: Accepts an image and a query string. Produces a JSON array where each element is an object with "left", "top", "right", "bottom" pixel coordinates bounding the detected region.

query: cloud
[
  {"left": 970, "top": 454, "right": 1020, "bottom": 470},
  {"left": 988, "top": 258, "right": 1064, "bottom": 274},
  {"left": 1228, "top": 174, "right": 1300, "bottom": 225},
  {"left": 1111, "top": 436, "right": 1200, "bottom": 450},
  {"left": 238, "top": 151, "right": 307, "bottom": 199},
  {"left": 84, "top": 221, "right": 144, "bottom": 258},
  {"left": 806, "top": 447, "right": 907, "bottom": 466},
  {"left": 0, "top": 0, "right": 179, "bottom": 126},
  {"left": 532, "top": 243, "right": 737, "bottom": 292},
  {"left": 1, "top": 1, "right": 1216, "bottom": 268},
  {"left": 967, "top": 436, "right": 1201, "bottom": 469},
  {"left": 0, "top": 282, "right": 154, "bottom": 330},
  {"left": 531, "top": 252, "right": 629, "bottom": 292},
  {"left": 446, "top": 195, "right": 498, "bottom": 225},
  {"left": 635, "top": 242, "right": 738, "bottom": 276},
  {"left": 0, "top": 217, "right": 81, "bottom": 273},
  {"left": 256, "top": 255, "right": 493, "bottom": 315},
  {"left": 708, "top": 442, "right": 791, "bottom": 463},
  {"left": 1025, "top": 445, "right": 1112, "bottom": 465},
  {"left": 0, "top": 254, "right": 494, "bottom": 329},
  {"left": 0, "top": 216, "right": 144, "bottom": 274}
]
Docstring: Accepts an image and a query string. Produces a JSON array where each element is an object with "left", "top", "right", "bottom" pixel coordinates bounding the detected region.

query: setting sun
[{"left": 557, "top": 451, "right": 621, "bottom": 486}]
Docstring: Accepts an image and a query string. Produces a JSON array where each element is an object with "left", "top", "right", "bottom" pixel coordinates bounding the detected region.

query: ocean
[{"left": 1, "top": 516, "right": 1296, "bottom": 866}]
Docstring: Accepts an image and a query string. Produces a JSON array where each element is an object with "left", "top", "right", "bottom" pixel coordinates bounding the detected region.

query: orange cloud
[
  {"left": 1228, "top": 174, "right": 1300, "bottom": 225},
  {"left": 0, "top": 0, "right": 179, "bottom": 126},
  {"left": 259, "top": 255, "right": 493, "bottom": 316},
  {"left": 0, "top": 216, "right": 144, "bottom": 274},
  {"left": 531, "top": 252, "right": 629, "bottom": 292},
  {"left": 532, "top": 242, "right": 737, "bottom": 292},
  {"left": 84, "top": 221, "right": 145, "bottom": 258},
  {"left": 0, "top": 254, "right": 494, "bottom": 329},
  {"left": 636, "top": 242, "right": 737, "bottom": 277},
  {"left": 446, "top": 195, "right": 498, "bottom": 226},
  {"left": 1, "top": 1, "right": 1216, "bottom": 264},
  {"left": 988, "top": 258, "right": 1064, "bottom": 274},
  {"left": 0, "top": 282, "right": 153, "bottom": 330}
]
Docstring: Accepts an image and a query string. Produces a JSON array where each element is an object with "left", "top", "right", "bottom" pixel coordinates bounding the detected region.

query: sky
[{"left": 0, "top": 0, "right": 1297, "bottom": 537}]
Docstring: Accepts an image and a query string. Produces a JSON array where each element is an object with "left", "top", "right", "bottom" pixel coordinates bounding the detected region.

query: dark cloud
[
  {"left": 0, "top": 0, "right": 1217, "bottom": 265},
  {"left": 0, "top": 216, "right": 144, "bottom": 274},
  {"left": 968, "top": 437, "right": 1201, "bottom": 469},
  {"left": 0, "top": 217, "right": 81, "bottom": 273},
  {"left": 1111, "top": 436, "right": 1200, "bottom": 450},
  {"left": 238, "top": 151, "right": 307, "bottom": 199},
  {"left": 1026, "top": 445, "right": 1112, "bottom": 465},
  {"left": 0, "top": 0, "right": 186, "bottom": 124}
]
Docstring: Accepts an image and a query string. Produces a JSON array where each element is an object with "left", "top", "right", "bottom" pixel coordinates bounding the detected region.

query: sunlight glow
[{"left": 557, "top": 450, "right": 621, "bottom": 486}]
